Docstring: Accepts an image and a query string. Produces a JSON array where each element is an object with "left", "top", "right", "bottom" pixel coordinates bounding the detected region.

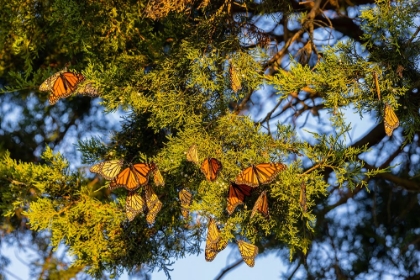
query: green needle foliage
[{"left": 0, "top": 0, "right": 419, "bottom": 279}]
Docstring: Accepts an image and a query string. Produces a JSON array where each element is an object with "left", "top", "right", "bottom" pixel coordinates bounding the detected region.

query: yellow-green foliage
[
  {"left": 1, "top": 109, "right": 382, "bottom": 276},
  {"left": 1, "top": 0, "right": 411, "bottom": 278},
  {"left": 26, "top": 193, "right": 126, "bottom": 274}
]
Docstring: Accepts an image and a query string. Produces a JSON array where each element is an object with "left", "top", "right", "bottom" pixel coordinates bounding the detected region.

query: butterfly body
[{"left": 235, "top": 163, "right": 286, "bottom": 188}]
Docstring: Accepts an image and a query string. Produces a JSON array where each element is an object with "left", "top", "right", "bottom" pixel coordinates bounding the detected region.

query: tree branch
[{"left": 214, "top": 259, "right": 243, "bottom": 280}]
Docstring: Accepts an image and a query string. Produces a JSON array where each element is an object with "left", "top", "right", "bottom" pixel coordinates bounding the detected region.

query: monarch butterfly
[
  {"left": 179, "top": 189, "right": 193, "bottom": 219},
  {"left": 39, "top": 69, "right": 85, "bottom": 105},
  {"left": 384, "top": 104, "right": 399, "bottom": 136},
  {"left": 299, "top": 183, "right": 307, "bottom": 213},
  {"left": 126, "top": 191, "right": 146, "bottom": 222},
  {"left": 205, "top": 218, "right": 228, "bottom": 262},
  {"left": 250, "top": 191, "right": 269, "bottom": 219},
  {"left": 144, "top": 185, "right": 162, "bottom": 225},
  {"left": 235, "top": 163, "right": 286, "bottom": 188},
  {"left": 200, "top": 158, "right": 222, "bottom": 182},
  {"left": 90, "top": 159, "right": 124, "bottom": 180},
  {"left": 109, "top": 163, "right": 156, "bottom": 191},
  {"left": 186, "top": 144, "right": 199, "bottom": 165},
  {"left": 153, "top": 167, "right": 165, "bottom": 187},
  {"left": 226, "top": 183, "right": 252, "bottom": 215},
  {"left": 229, "top": 63, "right": 242, "bottom": 93},
  {"left": 237, "top": 240, "right": 258, "bottom": 267}
]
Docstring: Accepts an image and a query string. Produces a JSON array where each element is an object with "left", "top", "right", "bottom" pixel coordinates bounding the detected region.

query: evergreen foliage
[{"left": 0, "top": 0, "right": 419, "bottom": 278}]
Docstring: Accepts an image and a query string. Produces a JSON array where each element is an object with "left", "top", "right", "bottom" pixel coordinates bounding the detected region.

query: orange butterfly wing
[
  {"left": 89, "top": 159, "right": 123, "bottom": 180},
  {"left": 205, "top": 218, "right": 228, "bottom": 262},
  {"left": 250, "top": 191, "right": 269, "bottom": 219},
  {"left": 253, "top": 163, "right": 286, "bottom": 185},
  {"left": 226, "top": 183, "right": 252, "bottom": 215},
  {"left": 234, "top": 166, "right": 259, "bottom": 187},
  {"left": 186, "top": 144, "right": 199, "bottom": 165},
  {"left": 179, "top": 189, "right": 193, "bottom": 219},
  {"left": 126, "top": 191, "right": 146, "bottom": 222},
  {"left": 110, "top": 163, "right": 154, "bottom": 191},
  {"left": 200, "top": 158, "right": 222, "bottom": 182},
  {"left": 384, "top": 104, "right": 399, "bottom": 136},
  {"left": 237, "top": 240, "right": 258, "bottom": 267},
  {"left": 235, "top": 163, "right": 286, "bottom": 187},
  {"left": 109, "top": 167, "right": 137, "bottom": 191},
  {"left": 153, "top": 168, "right": 165, "bottom": 187},
  {"left": 144, "top": 185, "right": 162, "bottom": 225},
  {"left": 49, "top": 72, "right": 85, "bottom": 104}
]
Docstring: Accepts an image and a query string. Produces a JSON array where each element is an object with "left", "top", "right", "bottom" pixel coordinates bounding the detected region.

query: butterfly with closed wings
[
  {"left": 205, "top": 218, "right": 228, "bottom": 262},
  {"left": 237, "top": 240, "right": 258, "bottom": 267},
  {"left": 186, "top": 144, "right": 199, "bottom": 165},
  {"left": 126, "top": 191, "right": 146, "bottom": 222},
  {"left": 384, "top": 104, "right": 399, "bottom": 137},
  {"left": 152, "top": 167, "right": 165, "bottom": 187},
  {"left": 226, "top": 182, "right": 252, "bottom": 215},
  {"left": 200, "top": 158, "right": 222, "bottom": 182},
  {"left": 144, "top": 185, "right": 162, "bottom": 225},
  {"left": 229, "top": 63, "right": 242, "bottom": 93},
  {"left": 250, "top": 191, "right": 269, "bottom": 219},
  {"left": 179, "top": 189, "right": 193, "bottom": 219}
]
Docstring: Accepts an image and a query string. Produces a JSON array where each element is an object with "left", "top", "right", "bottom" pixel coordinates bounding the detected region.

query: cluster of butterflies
[
  {"left": 40, "top": 67, "right": 399, "bottom": 268},
  {"left": 39, "top": 68, "right": 100, "bottom": 105},
  {"left": 185, "top": 144, "right": 287, "bottom": 266},
  {"left": 206, "top": 218, "right": 258, "bottom": 267},
  {"left": 89, "top": 160, "right": 165, "bottom": 224},
  {"left": 38, "top": 68, "right": 401, "bottom": 138},
  {"left": 38, "top": 63, "right": 240, "bottom": 105}
]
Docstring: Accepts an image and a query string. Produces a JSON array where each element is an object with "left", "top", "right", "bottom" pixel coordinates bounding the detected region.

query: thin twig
[
  {"left": 406, "top": 25, "right": 420, "bottom": 47},
  {"left": 233, "top": 89, "right": 253, "bottom": 115},
  {"left": 286, "top": 260, "right": 302, "bottom": 280},
  {"left": 4, "top": 269, "right": 24, "bottom": 280},
  {"left": 214, "top": 259, "right": 244, "bottom": 280},
  {"left": 259, "top": 99, "right": 283, "bottom": 125}
]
